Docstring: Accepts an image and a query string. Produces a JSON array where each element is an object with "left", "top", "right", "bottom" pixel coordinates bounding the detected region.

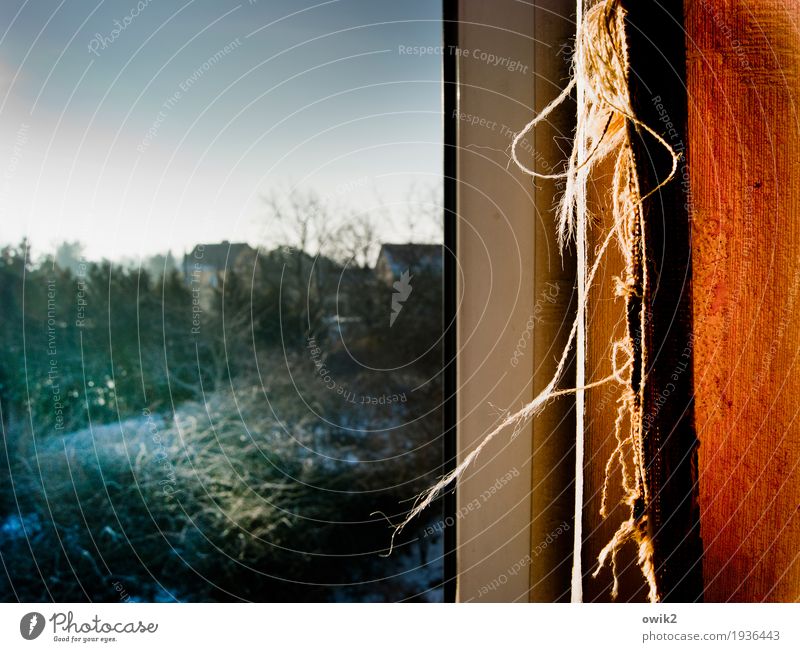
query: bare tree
[
  {"left": 401, "top": 182, "right": 442, "bottom": 243},
  {"left": 330, "top": 212, "right": 378, "bottom": 268},
  {"left": 262, "top": 190, "right": 332, "bottom": 256},
  {"left": 260, "top": 190, "right": 339, "bottom": 344}
]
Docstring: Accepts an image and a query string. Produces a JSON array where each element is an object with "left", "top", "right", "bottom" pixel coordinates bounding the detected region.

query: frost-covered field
[{"left": 1, "top": 386, "right": 443, "bottom": 602}]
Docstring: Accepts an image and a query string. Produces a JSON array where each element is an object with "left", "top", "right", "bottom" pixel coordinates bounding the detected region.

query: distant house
[
  {"left": 375, "top": 244, "right": 443, "bottom": 284},
  {"left": 183, "top": 241, "right": 256, "bottom": 289}
]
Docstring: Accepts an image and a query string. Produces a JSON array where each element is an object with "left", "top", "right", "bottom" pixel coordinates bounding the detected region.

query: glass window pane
[{"left": 0, "top": 0, "right": 443, "bottom": 603}]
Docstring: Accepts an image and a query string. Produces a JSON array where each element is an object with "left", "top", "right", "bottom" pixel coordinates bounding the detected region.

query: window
[{"left": 0, "top": 0, "right": 446, "bottom": 603}]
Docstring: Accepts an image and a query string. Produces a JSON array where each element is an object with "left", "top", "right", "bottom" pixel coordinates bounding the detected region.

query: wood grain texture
[{"left": 686, "top": 0, "right": 800, "bottom": 602}]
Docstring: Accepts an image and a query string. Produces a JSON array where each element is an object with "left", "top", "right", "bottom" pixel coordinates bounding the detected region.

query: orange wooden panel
[{"left": 687, "top": 0, "right": 800, "bottom": 602}]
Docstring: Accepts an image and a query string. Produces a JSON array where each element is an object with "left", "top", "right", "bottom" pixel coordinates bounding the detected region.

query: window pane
[{"left": 0, "top": 0, "right": 443, "bottom": 602}]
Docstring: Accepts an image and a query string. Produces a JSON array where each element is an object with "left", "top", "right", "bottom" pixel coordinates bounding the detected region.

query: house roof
[
  {"left": 377, "top": 243, "right": 442, "bottom": 272},
  {"left": 185, "top": 241, "right": 255, "bottom": 270}
]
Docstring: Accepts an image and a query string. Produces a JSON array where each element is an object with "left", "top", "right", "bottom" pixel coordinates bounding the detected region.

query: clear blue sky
[{"left": 0, "top": 0, "right": 443, "bottom": 260}]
